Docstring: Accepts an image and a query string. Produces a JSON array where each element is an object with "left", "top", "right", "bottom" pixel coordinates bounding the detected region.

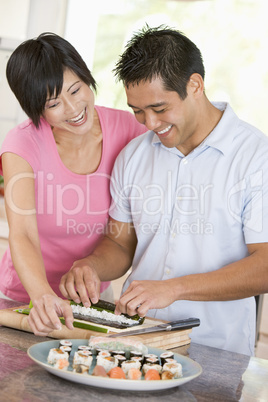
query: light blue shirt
[{"left": 109, "top": 103, "right": 268, "bottom": 355}]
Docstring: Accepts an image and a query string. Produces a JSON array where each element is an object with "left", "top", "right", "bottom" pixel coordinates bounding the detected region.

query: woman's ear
[{"left": 188, "top": 73, "right": 204, "bottom": 97}]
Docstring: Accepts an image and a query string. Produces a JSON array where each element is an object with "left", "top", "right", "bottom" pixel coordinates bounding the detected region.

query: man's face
[{"left": 125, "top": 76, "right": 201, "bottom": 155}]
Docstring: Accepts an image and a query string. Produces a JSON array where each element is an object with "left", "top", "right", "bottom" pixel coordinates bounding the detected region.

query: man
[{"left": 59, "top": 26, "right": 268, "bottom": 355}]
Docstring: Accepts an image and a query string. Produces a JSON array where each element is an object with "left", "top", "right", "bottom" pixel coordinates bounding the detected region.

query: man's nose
[{"left": 144, "top": 113, "right": 161, "bottom": 131}]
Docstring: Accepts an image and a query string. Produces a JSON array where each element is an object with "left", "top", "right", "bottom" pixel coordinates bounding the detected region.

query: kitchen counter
[{"left": 1, "top": 299, "right": 268, "bottom": 402}]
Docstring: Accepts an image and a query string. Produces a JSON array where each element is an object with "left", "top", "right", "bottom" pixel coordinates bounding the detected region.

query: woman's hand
[
  {"left": 59, "top": 258, "right": 101, "bottom": 307},
  {"left": 114, "top": 280, "right": 176, "bottom": 318},
  {"left": 28, "top": 294, "right": 74, "bottom": 336}
]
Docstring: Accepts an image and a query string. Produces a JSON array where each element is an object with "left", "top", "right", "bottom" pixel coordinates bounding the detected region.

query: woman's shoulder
[
  {"left": 95, "top": 105, "right": 146, "bottom": 137},
  {"left": 95, "top": 105, "right": 134, "bottom": 120},
  {"left": 1, "top": 118, "right": 51, "bottom": 161},
  {"left": 4, "top": 118, "right": 50, "bottom": 139}
]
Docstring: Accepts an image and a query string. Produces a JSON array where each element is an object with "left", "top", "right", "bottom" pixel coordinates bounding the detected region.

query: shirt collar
[{"left": 151, "top": 102, "right": 239, "bottom": 156}]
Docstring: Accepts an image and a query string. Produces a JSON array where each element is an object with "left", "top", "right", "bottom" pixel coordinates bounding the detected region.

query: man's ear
[{"left": 188, "top": 73, "right": 204, "bottom": 97}]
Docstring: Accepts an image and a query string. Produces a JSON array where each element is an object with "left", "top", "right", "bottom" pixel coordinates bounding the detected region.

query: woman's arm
[{"left": 2, "top": 152, "right": 73, "bottom": 335}]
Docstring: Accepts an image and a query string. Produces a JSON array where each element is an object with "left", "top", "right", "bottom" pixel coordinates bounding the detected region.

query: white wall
[{"left": 0, "top": 0, "right": 67, "bottom": 145}]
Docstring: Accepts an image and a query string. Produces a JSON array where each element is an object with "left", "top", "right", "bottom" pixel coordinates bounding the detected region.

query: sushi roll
[
  {"left": 161, "top": 371, "right": 175, "bottom": 380},
  {"left": 130, "top": 356, "right": 143, "bottom": 364},
  {"left": 113, "top": 354, "right": 126, "bottom": 367},
  {"left": 96, "top": 356, "right": 118, "bottom": 373},
  {"left": 95, "top": 348, "right": 106, "bottom": 355},
  {"left": 77, "top": 345, "right": 92, "bottom": 352},
  {"left": 97, "top": 350, "right": 111, "bottom": 358},
  {"left": 121, "top": 360, "right": 141, "bottom": 375},
  {"left": 130, "top": 350, "right": 143, "bottom": 359},
  {"left": 163, "top": 358, "right": 177, "bottom": 365},
  {"left": 144, "top": 356, "right": 159, "bottom": 365},
  {"left": 47, "top": 348, "right": 69, "bottom": 365},
  {"left": 162, "top": 362, "right": 182, "bottom": 378},
  {"left": 59, "top": 340, "right": 72, "bottom": 349},
  {"left": 110, "top": 350, "right": 126, "bottom": 357},
  {"left": 160, "top": 351, "right": 174, "bottom": 365},
  {"left": 74, "top": 364, "right": 89, "bottom": 374},
  {"left": 73, "top": 350, "right": 93, "bottom": 369},
  {"left": 54, "top": 358, "right": 69, "bottom": 371},
  {"left": 142, "top": 363, "right": 162, "bottom": 375},
  {"left": 60, "top": 346, "right": 72, "bottom": 355}
]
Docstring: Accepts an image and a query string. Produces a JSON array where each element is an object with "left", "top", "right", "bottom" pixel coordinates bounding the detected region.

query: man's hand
[
  {"left": 59, "top": 258, "right": 101, "bottom": 307},
  {"left": 114, "top": 279, "right": 176, "bottom": 317},
  {"left": 28, "top": 294, "right": 74, "bottom": 336}
]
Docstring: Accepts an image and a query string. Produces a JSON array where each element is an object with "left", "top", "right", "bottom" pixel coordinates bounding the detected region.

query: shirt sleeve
[
  {"left": 242, "top": 157, "right": 268, "bottom": 244},
  {"left": 109, "top": 147, "right": 133, "bottom": 223},
  {"left": 0, "top": 120, "right": 41, "bottom": 174}
]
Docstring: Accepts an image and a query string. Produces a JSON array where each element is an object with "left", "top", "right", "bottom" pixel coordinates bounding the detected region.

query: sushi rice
[
  {"left": 142, "top": 363, "right": 162, "bottom": 375},
  {"left": 47, "top": 348, "right": 69, "bottom": 365},
  {"left": 121, "top": 360, "right": 141, "bottom": 375},
  {"left": 71, "top": 304, "right": 139, "bottom": 326},
  {"left": 162, "top": 362, "right": 182, "bottom": 378},
  {"left": 73, "top": 351, "right": 93, "bottom": 369},
  {"left": 96, "top": 355, "right": 119, "bottom": 373}
]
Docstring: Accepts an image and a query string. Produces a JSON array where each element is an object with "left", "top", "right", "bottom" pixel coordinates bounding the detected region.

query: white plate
[{"left": 27, "top": 339, "right": 202, "bottom": 391}]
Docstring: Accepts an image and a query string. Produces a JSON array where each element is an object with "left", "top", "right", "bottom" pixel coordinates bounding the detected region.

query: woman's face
[{"left": 42, "top": 69, "right": 95, "bottom": 136}]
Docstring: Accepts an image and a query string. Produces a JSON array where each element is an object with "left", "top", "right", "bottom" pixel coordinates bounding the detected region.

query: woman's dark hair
[
  {"left": 6, "top": 32, "right": 97, "bottom": 127},
  {"left": 114, "top": 25, "right": 205, "bottom": 100}
]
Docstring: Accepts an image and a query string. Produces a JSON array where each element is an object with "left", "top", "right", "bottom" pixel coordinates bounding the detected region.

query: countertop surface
[{"left": 1, "top": 299, "right": 268, "bottom": 402}]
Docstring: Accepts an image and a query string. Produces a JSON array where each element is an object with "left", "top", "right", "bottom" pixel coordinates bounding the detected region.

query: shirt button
[
  {"left": 166, "top": 268, "right": 170, "bottom": 275},
  {"left": 171, "top": 232, "right": 176, "bottom": 238},
  {"left": 182, "top": 159, "right": 188, "bottom": 165}
]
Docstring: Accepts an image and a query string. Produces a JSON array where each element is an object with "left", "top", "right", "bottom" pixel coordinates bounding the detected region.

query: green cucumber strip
[
  {"left": 60, "top": 318, "right": 108, "bottom": 333},
  {"left": 15, "top": 308, "right": 108, "bottom": 333}
]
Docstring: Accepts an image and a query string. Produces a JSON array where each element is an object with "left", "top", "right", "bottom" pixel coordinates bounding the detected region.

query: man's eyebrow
[{"left": 127, "top": 102, "right": 167, "bottom": 109}]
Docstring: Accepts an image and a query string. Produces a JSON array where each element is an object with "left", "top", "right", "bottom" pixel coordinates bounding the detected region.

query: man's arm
[
  {"left": 115, "top": 242, "right": 268, "bottom": 317},
  {"left": 59, "top": 218, "right": 137, "bottom": 307}
]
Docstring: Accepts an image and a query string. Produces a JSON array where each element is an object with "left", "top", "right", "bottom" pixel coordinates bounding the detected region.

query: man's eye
[
  {"left": 154, "top": 109, "right": 165, "bottom": 114},
  {"left": 133, "top": 110, "right": 142, "bottom": 115}
]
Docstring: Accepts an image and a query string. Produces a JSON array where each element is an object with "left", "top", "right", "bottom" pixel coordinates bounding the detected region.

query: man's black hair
[{"left": 114, "top": 25, "right": 205, "bottom": 99}]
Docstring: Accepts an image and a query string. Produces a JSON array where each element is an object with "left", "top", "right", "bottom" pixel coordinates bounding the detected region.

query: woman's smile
[{"left": 66, "top": 108, "right": 87, "bottom": 126}]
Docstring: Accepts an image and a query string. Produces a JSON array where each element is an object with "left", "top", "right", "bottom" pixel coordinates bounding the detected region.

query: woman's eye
[
  {"left": 72, "top": 87, "right": 80, "bottom": 95},
  {"left": 46, "top": 102, "right": 58, "bottom": 109}
]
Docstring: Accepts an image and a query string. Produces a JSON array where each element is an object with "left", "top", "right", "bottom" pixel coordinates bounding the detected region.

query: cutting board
[{"left": 0, "top": 305, "right": 192, "bottom": 350}]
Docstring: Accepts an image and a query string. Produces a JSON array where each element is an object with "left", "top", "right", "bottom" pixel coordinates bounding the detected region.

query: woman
[{"left": 0, "top": 33, "right": 146, "bottom": 335}]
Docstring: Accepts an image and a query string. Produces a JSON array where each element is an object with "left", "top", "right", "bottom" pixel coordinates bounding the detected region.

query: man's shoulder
[
  {"left": 122, "top": 130, "right": 153, "bottom": 152},
  {"left": 235, "top": 119, "right": 268, "bottom": 156},
  {"left": 113, "top": 130, "right": 153, "bottom": 170}
]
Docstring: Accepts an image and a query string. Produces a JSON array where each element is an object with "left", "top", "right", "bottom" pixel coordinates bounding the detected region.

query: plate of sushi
[{"left": 27, "top": 337, "right": 202, "bottom": 391}]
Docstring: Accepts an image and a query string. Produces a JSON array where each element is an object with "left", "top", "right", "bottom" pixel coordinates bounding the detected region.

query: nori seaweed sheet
[
  {"left": 71, "top": 299, "right": 145, "bottom": 329},
  {"left": 72, "top": 312, "right": 141, "bottom": 329}
]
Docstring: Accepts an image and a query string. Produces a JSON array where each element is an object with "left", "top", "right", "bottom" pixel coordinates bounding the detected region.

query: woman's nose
[{"left": 64, "top": 99, "right": 76, "bottom": 114}]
